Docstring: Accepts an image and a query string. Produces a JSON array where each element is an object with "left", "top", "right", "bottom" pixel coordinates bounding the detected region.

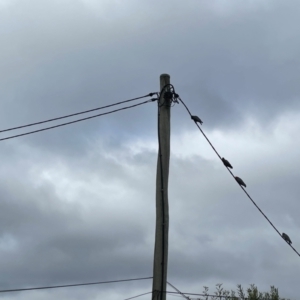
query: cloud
[{"left": 0, "top": 1, "right": 300, "bottom": 299}]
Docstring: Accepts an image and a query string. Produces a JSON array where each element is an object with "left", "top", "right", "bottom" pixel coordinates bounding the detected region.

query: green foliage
[{"left": 197, "top": 284, "right": 290, "bottom": 300}]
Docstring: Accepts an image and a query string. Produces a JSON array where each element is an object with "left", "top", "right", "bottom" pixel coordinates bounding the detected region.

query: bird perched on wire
[
  {"left": 235, "top": 176, "right": 246, "bottom": 187},
  {"left": 282, "top": 233, "right": 292, "bottom": 245},
  {"left": 191, "top": 115, "right": 203, "bottom": 125},
  {"left": 222, "top": 157, "right": 233, "bottom": 169}
]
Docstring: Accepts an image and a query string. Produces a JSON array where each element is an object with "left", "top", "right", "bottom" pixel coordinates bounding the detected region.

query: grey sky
[{"left": 0, "top": 0, "right": 300, "bottom": 299}]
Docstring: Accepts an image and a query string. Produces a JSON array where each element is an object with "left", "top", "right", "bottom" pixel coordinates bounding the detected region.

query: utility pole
[{"left": 152, "top": 74, "right": 171, "bottom": 300}]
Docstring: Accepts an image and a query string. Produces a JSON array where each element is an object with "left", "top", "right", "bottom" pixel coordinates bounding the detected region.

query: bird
[
  {"left": 235, "top": 176, "right": 246, "bottom": 187},
  {"left": 282, "top": 233, "right": 292, "bottom": 245},
  {"left": 191, "top": 115, "right": 203, "bottom": 125},
  {"left": 222, "top": 157, "right": 233, "bottom": 169}
]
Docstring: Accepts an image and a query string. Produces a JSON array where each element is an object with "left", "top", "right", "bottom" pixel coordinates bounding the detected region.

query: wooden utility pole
[{"left": 152, "top": 74, "right": 171, "bottom": 300}]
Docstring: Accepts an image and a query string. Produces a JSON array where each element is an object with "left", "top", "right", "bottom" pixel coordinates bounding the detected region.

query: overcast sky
[{"left": 0, "top": 0, "right": 300, "bottom": 299}]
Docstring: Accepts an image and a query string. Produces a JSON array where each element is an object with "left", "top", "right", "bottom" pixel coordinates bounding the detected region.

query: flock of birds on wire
[{"left": 190, "top": 114, "right": 293, "bottom": 246}]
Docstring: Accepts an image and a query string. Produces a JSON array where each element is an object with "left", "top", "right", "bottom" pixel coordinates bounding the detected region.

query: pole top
[
  {"left": 160, "top": 74, "right": 170, "bottom": 79},
  {"left": 160, "top": 74, "right": 170, "bottom": 88}
]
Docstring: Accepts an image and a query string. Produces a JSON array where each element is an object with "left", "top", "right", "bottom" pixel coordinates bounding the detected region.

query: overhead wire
[
  {"left": 178, "top": 96, "right": 300, "bottom": 257},
  {"left": 167, "top": 282, "right": 191, "bottom": 300},
  {"left": 124, "top": 291, "right": 152, "bottom": 300},
  {"left": 178, "top": 98, "right": 221, "bottom": 160},
  {"left": 0, "top": 93, "right": 156, "bottom": 133},
  {"left": 0, "top": 276, "right": 152, "bottom": 294},
  {"left": 0, "top": 99, "right": 155, "bottom": 142},
  {"left": 167, "top": 294, "right": 190, "bottom": 299}
]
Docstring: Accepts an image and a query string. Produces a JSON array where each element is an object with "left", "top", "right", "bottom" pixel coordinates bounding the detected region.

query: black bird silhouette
[
  {"left": 191, "top": 115, "right": 203, "bottom": 125},
  {"left": 235, "top": 176, "right": 246, "bottom": 187},
  {"left": 222, "top": 157, "right": 233, "bottom": 169},
  {"left": 282, "top": 233, "right": 292, "bottom": 245}
]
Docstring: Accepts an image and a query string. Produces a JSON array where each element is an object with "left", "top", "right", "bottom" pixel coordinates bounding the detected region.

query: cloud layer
[{"left": 0, "top": 1, "right": 300, "bottom": 299}]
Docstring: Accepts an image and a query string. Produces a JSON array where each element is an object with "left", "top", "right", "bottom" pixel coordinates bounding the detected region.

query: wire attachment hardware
[{"left": 158, "top": 84, "right": 179, "bottom": 107}]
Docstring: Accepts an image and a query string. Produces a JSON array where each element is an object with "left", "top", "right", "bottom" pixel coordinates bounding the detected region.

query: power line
[
  {"left": 124, "top": 291, "right": 152, "bottom": 300},
  {"left": 178, "top": 98, "right": 221, "bottom": 161},
  {"left": 167, "top": 294, "right": 190, "bottom": 299},
  {"left": 0, "top": 99, "right": 154, "bottom": 142},
  {"left": 167, "top": 282, "right": 191, "bottom": 300},
  {"left": 0, "top": 277, "right": 152, "bottom": 293},
  {"left": 0, "top": 93, "right": 156, "bottom": 133},
  {"left": 178, "top": 96, "right": 300, "bottom": 258}
]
